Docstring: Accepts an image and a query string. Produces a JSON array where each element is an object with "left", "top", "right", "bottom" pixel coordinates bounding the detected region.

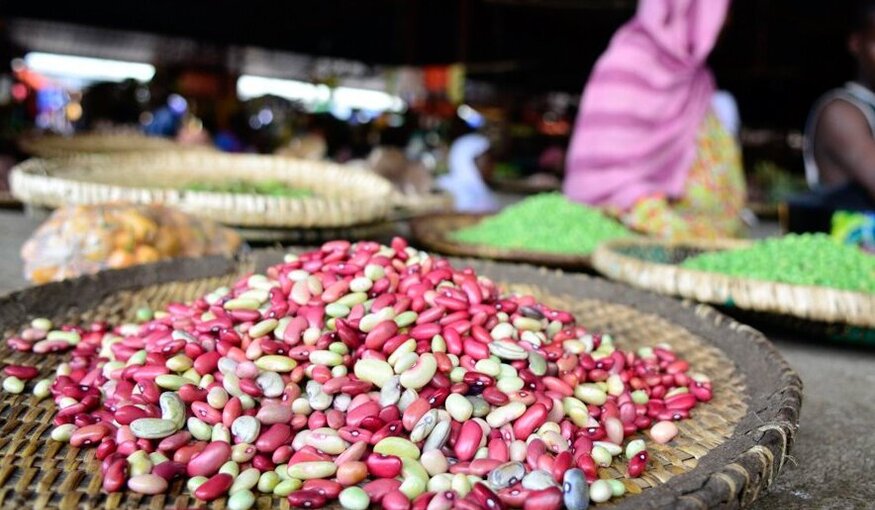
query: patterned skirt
[{"left": 619, "top": 112, "right": 747, "bottom": 240}]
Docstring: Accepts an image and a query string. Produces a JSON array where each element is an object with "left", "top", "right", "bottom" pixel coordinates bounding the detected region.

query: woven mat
[{"left": 0, "top": 253, "right": 801, "bottom": 509}]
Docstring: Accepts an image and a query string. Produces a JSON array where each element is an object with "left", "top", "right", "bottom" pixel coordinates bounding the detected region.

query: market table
[{"left": 0, "top": 209, "right": 872, "bottom": 509}]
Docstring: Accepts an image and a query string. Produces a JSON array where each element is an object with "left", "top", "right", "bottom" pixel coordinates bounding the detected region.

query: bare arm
[{"left": 816, "top": 99, "right": 875, "bottom": 200}]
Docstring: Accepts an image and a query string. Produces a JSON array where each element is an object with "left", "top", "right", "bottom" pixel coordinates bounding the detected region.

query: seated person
[
  {"left": 438, "top": 132, "right": 499, "bottom": 213},
  {"left": 803, "top": 0, "right": 875, "bottom": 210},
  {"left": 563, "top": 0, "right": 746, "bottom": 240}
]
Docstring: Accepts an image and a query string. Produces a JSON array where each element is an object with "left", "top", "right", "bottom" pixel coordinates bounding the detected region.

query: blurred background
[{"left": 0, "top": 0, "right": 855, "bottom": 204}]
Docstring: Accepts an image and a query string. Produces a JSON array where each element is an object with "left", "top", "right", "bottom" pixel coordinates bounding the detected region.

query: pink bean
[
  {"left": 70, "top": 423, "right": 113, "bottom": 447},
  {"left": 454, "top": 421, "right": 483, "bottom": 462},
  {"left": 186, "top": 441, "right": 231, "bottom": 477},
  {"left": 257, "top": 404, "right": 293, "bottom": 424},
  {"left": 3, "top": 364, "right": 39, "bottom": 380},
  {"left": 255, "top": 423, "right": 292, "bottom": 452},
  {"left": 194, "top": 473, "right": 233, "bottom": 501},
  {"left": 127, "top": 474, "right": 168, "bottom": 495}
]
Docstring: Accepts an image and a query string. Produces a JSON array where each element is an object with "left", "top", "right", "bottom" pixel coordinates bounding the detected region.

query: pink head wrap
[{"left": 563, "top": 0, "right": 731, "bottom": 209}]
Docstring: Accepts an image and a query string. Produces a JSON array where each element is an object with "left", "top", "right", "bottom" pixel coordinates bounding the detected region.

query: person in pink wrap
[{"left": 563, "top": 0, "right": 746, "bottom": 239}]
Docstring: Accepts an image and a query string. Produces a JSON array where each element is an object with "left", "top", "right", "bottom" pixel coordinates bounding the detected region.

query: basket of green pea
[
  {"left": 409, "top": 193, "right": 634, "bottom": 270},
  {"left": 592, "top": 234, "right": 875, "bottom": 330}
]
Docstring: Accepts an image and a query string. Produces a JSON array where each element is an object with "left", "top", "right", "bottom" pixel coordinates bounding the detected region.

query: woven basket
[
  {"left": 234, "top": 220, "right": 397, "bottom": 244},
  {"left": 0, "top": 250, "right": 801, "bottom": 509},
  {"left": 9, "top": 153, "right": 395, "bottom": 228},
  {"left": 409, "top": 212, "right": 593, "bottom": 269},
  {"left": 592, "top": 237, "right": 875, "bottom": 328},
  {"left": 17, "top": 133, "right": 187, "bottom": 158},
  {"left": 390, "top": 190, "right": 455, "bottom": 219}
]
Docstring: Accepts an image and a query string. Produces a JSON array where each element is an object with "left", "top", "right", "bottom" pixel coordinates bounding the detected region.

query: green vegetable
[
  {"left": 451, "top": 193, "right": 632, "bottom": 255},
  {"left": 184, "top": 180, "right": 313, "bottom": 198},
  {"left": 681, "top": 233, "right": 875, "bottom": 293}
]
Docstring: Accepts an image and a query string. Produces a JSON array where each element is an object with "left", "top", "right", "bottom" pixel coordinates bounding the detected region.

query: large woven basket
[
  {"left": 17, "top": 133, "right": 187, "bottom": 158},
  {"left": 9, "top": 153, "right": 395, "bottom": 228},
  {"left": 409, "top": 212, "right": 593, "bottom": 269},
  {"left": 0, "top": 249, "right": 801, "bottom": 509},
  {"left": 390, "top": 190, "right": 455, "bottom": 219},
  {"left": 592, "top": 237, "right": 875, "bottom": 328}
]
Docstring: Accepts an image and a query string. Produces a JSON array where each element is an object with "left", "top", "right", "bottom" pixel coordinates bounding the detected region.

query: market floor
[{"left": 1, "top": 209, "right": 873, "bottom": 509}]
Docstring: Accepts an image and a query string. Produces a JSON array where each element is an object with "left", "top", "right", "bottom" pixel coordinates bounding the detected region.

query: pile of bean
[
  {"left": 3, "top": 239, "right": 712, "bottom": 510},
  {"left": 681, "top": 233, "right": 875, "bottom": 294},
  {"left": 451, "top": 194, "right": 632, "bottom": 256}
]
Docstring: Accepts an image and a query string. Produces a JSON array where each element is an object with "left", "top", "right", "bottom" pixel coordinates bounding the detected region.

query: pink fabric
[{"left": 563, "top": 0, "right": 730, "bottom": 209}]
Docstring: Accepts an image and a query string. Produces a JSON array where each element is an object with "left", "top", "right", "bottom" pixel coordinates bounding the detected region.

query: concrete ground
[{"left": 1, "top": 209, "right": 873, "bottom": 509}]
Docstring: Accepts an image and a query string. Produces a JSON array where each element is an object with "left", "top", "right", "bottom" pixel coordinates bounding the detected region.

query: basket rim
[
  {"left": 409, "top": 211, "right": 593, "bottom": 269},
  {"left": 592, "top": 236, "right": 875, "bottom": 328},
  {"left": 0, "top": 250, "right": 802, "bottom": 509},
  {"left": 9, "top": 152, "right": 396, "bottom": 228}
]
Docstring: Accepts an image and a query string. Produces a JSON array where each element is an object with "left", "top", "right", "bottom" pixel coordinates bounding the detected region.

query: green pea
[
  {"left": 450, "top": 193, "right": 632, "bottom": 256},
  {"left": 681, "top": 233, "right": 875, "bottom": 294}
]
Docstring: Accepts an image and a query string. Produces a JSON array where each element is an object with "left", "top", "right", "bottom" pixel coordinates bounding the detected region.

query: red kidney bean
[
  {"left": 498, "top": 486, "right": 530, "bottom": 508},
  {"left": 482, "top": 387, "right": 510, "bottom": 406},
  {"left": 290, "top": 448, "right": 329, "bottom": 465},
  {"left": 158, "top": 431, "right": 191, "bottom": 452},
  {"left": 628, "top": 451, "right": 649, "bottom": 478},
  {"left": 462, "top": 371, "right": 494, "bottom": 390},
  {"left": 552, "top": 451, "right": 573, "bottom": 483},
  {"left": 470, "top": 483, "right": 505, "bottom": 510},
  {"left": 303, "top": 479, "right": 343, "bottom": 499},
  {"left": 412, "top": 492, "right": 435, "bottom": 510},
  {"left": 177, "top": 384, "right": 208, "bottom": 403},
  {"left": 70, "top": 423, "right": 112, "bottom": 447},
  {"left": 173, "top": 442, "right": 206, "bottom": 463},
  {"left": 381, "top": 490, "right": 411, "bottom": 510},
  {"left": 468, "top": 459, "right": 502, "bottom": 477},
  {"left": 3, "top": 364, "right": 39, "bottom": 380},
  {"left": 186, "top": 441, "right": 231, "bottom": 477},
  {"left": 347, "top": 401, "right": 381, "bottom": 427},
  {"left": 194, "top": 472, "right": 233, "bottom": 501},
  {"left": 513, "top": 403, "right": 548, "bottom": 439},
  {"left": 365, "top": 321, "right": 398, "bottom": 350},
  {"left": 152, "top": 461, "right": 186, "bottom": 481},
  {"left": 401, "top": 399, "right": 430, "bottom": 431},
  {"left": 252, "top": 454, "right": 276, "bottom": 471},
  {"left": 426, "top": 387, "right": 450, "bottom": 407},
  {"left": 454, "top": 421, "right": 483, "bottom": 462},
  {"left": 362, "top": 478, "right": 403, "bottom": 503},
  {"left": 255, "top": 423, "right": 291, "bottom": 452},
  {"left": 222, "top": 396, "right": 243, "bottom": 427},
  {"left": 365, "top": 453, "right": 402, "bottom": 478},
  {"left": 370, "top": 420, "right": 404, "bottom": 445},
  {"left": 409, "top": 323, "right": 441, "bottom": 340},
  {"left": 690, "top": 382, "right": 713, "bottom": 402},
  {"left": 665, "top": 393, "right": 697, "bottom": 411},
  {"left": 95, "top": 438, "right": 117, "bottom": 460},
  {"left": 488, "top": 437, "right": 509, "bottom": 462},
  {"left": 271, "top": 445, "right": 293, "bottom": 464},
  {"left": 576, "top": 454, "right": 598, "bottom": 482},
  {"left": 102, "top": 458, "right": 127, "bottom": 492},
  {"left": 338, "top": 426, "right": 372, "bottom": 444},
  {"left": 288, "top": 489, "right": 328, "bottom": 508},
  {"left": 524, "top": 487, "right": 562, "bottom": 510},
  {"left": 191, "top": 401, "right": 221, "bottom": 424}
]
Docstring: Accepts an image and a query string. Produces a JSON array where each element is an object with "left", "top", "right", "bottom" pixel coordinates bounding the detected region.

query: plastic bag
[{"left": 21, "top": 203, "right": 243, "bottom": 284}]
